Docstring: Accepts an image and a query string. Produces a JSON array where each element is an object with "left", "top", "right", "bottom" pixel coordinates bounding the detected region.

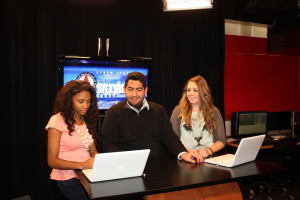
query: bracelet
[{"left": 208, "top": 147, "right": 213, "bottom": 156}]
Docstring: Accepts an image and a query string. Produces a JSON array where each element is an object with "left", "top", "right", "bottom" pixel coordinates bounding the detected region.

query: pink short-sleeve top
[{"left": 45, "top": 113, "right": 93, "bottom": 181}]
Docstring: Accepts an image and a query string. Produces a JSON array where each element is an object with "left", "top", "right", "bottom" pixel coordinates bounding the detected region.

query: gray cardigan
[{"left": 170, "top": 105, "right": 226, "bottom": 146}]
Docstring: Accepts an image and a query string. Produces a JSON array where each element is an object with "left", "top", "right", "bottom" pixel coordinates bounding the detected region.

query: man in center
[{"left": 102, "top": 71, "right": 202, "bottom": 163}]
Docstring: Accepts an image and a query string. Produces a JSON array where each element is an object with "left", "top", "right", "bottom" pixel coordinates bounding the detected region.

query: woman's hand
[
  {"left": 198, "top": 149, "right": 210, "bottom": 158},
  {"left": 82, "top": 157, "right": 95, "bottom": 169}
]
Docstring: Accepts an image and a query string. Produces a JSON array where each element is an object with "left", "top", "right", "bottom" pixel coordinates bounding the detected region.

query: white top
[{"left": 180, "top": 112, "right": 214, "bottom": 150}]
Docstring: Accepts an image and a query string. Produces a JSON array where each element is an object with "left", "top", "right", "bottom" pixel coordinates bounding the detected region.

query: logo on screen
[{"left": 76, "top": 72, "right": 97, "bottom": 88}]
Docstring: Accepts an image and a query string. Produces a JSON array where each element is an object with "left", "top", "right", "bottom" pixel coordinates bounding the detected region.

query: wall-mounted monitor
[
  {"left": 231, "top": 111, "right": 268, "bottom": 138},
  {"left": 58, "top": 55, "right": 151, "bottom": 111}
]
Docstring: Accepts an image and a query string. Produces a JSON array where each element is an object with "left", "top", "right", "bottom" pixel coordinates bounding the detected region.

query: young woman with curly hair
[
  {"left": 170, "top": 75, "right": 226, "bottom": 159},
  {"left": 46, "top": 80, "right": 99, "bottom": 200}
]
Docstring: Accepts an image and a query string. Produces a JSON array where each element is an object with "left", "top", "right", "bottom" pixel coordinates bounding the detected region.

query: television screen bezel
[
  {"left": 58, "top": 55, "right": 151, "bottom": 113},
  {"left": 236, "top": 110, "right": 268, "bottom": 138}
]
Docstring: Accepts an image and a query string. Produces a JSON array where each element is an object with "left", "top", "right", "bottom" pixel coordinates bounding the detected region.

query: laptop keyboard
[
  {"left": 206, "top": 154, "right": 234, "bottom": 165},
  {"left": 82, "top": 169, "right": 93, "bottom": 179},
  {"left": 218, "top": 158, "right": 234, "bottom": 166}
]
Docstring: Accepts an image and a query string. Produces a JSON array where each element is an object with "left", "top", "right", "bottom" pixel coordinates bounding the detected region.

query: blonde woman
[{"left": 170, "top": 75, "right": 226, "bottom": 158}]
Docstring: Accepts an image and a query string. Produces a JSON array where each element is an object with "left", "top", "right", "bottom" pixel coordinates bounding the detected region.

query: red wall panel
[
  {"left": 224, "top": 35, "right": 300, "bottom": 119},
  {"left": 225, "top": 35, "right": 267, "bottom": 54}
]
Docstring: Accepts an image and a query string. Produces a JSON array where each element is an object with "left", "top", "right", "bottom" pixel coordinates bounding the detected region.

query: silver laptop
[
  {"left": 82, "top": 149, "right": 150, "bottom": 182},
  {"left": 205, "top": 134, "right": 265, "bottom": 167}
]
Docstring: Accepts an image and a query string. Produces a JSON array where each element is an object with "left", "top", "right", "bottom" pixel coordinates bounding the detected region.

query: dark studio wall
[{"left": 7, "top": 0, "right": 224, "bottom": 199}]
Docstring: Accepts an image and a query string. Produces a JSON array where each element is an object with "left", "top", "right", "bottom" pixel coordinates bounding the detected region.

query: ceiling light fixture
[{"left": 162, "top": 0, "right": 213, "bottom": 11}]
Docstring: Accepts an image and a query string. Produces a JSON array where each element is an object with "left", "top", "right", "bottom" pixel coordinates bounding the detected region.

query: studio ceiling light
[{"left": 163, "top": 0, "right": 213, "bottom": 11}]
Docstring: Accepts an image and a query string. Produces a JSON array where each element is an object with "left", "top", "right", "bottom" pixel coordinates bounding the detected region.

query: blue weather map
[{"left": 64, "top": 66, "right": 148, "bottom": 109}]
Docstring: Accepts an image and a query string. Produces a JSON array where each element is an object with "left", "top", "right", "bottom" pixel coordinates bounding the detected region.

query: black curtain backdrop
[{"left": 7, "top": 0, "right": 224, "bottom": 199}]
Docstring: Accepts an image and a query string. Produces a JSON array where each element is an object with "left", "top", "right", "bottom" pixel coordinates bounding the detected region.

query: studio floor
[{"left": 239, "top": 171, "right": 300, "bottom": 200}]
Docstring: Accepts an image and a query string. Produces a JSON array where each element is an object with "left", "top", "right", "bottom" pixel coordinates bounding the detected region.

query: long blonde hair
[{"left": 179, "top": 75, "right": 216, "bottom": 138}]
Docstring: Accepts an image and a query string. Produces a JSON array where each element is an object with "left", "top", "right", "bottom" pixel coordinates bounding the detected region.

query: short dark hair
[{"left": 124, "top": 71, "right": 147, "bottom": 88}]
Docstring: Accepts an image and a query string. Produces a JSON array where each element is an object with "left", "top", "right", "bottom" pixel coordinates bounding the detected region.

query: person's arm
[
  {"left": 101, "top": 107, "right": 121, "bottom": 152},
  {"left": 47, "top": 128, "right": 94, "bottom": 170},
  {"left": 158, "top": 106, "right": 203, "bottom": 163},
  {"left": 170, "top": 105, "right": 181, "bottom": 138},
  {"left": 181, "top": 151, "right": 204, "bottom": 163},
  {"left": 198, "top": 141, "right": 225, "bottom": 158},
  {"left": 159, "top": 106, "right": 187, "bottom": 156},
  {"left": 214, "top": 107, "right": 226, "bottom": 146},
  {"left": 199, "top": 107, "right": 226, "bottom": 158},
  {"left": 88, "top": 142, "right": 98, "bottom": 157}
]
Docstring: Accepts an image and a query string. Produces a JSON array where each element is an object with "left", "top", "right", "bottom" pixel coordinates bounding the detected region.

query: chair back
[{"left": 273, "top": 137, "right": 297, "bottom": 167}]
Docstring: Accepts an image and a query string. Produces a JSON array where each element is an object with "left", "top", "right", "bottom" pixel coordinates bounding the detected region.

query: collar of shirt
[{"left": 125, "top": 98, "right": 150, "bottom": 114}]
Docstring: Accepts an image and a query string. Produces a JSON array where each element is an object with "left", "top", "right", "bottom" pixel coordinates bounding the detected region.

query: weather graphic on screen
[
  {"left": 63, "top": 60, "right": 149, "bottom": 110},
  {"left": 76, "top": 72, "right": 97, "bottom": 87}
]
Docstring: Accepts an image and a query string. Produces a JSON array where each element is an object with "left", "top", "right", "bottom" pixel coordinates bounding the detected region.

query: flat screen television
[
  {"left": 231, "top": 111, "right": 268, "bottom": 138},
  {"left": 58, "top": 55, "right": 151, "bottom": 112},
  {"left": 268, "top": 111, "right": 292, "bottom": 135}
]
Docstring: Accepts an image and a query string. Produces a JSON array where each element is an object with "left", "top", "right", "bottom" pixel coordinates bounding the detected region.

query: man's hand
[{"left": 181, "top": 151, "right": 204, "bottom": 163}]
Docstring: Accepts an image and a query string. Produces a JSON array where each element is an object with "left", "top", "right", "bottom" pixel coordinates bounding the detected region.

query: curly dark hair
[{"left": 53, "top": 80, "right": 99, "bottom": 141}]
